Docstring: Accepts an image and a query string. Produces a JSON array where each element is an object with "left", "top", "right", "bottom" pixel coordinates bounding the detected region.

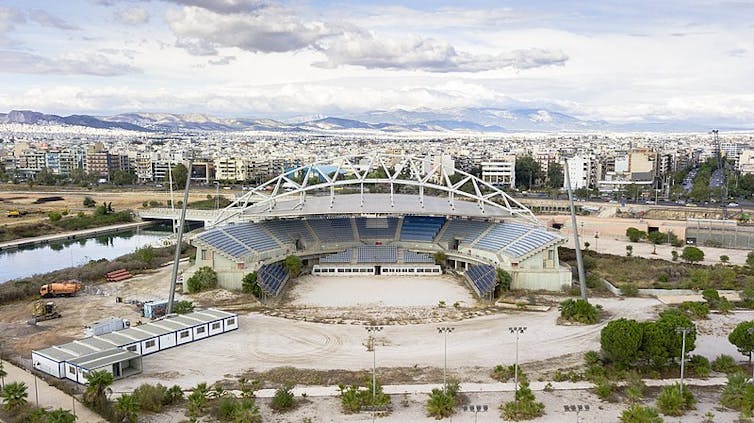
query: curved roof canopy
[{"left": 211, "top": 152, "right": 537, "bottom": 227}]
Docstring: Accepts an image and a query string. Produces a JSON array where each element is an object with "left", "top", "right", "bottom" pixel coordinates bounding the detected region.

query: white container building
[{"left": 32, "top": 309, "right": 238, "bottom": 384}]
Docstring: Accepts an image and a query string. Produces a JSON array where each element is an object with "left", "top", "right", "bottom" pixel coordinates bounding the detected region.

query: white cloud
[
  {"left": 162, "top": 0, "right": 266, "bottom": 14},
  {"left": 116, "top": 6, "right": 150, "bottom": 25},
  {"left": 0, "top": 7, "right": 23, "bottom": 34},
  {"left": 0, "top": 51, "right": 140, "bottom": 76},
  {"left": 27, "top": 9, "right": 79, "bottom": 30}
]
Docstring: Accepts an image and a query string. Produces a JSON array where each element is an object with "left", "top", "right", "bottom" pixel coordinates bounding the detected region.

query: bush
[
  {"left": 270, "top": 384, "right": 295, "bottom": 412},
  {"left": 132, "top": 383, "right": 168, "bottom": 412},
  {"left": 681, "top": 246, "right": 705, "bottom": 263},
  {"left": 48, "top": 211, "right": 62, "bottom": 222},
  {"left": 712, "top": 355, "right": 741, "bottom": 374},
  {"left": 584, "top": 350, "right": 602, "bottom": 366},
  {"left": 621, "top": 283, "right": 639, "bottom": 297},
  {"left": 702, "top": 288, "right": 720, "bottom": 303},
  {"left": 491, "top": 364, "right": 515, "bottom": 382},
  {"left": 83, "top": 196, "right": 96, "bottom": 207},
  {"left": 620, "top": 404, "right": 663, "bottom": 423},
  {"left": 499, "top": 380, "right": 545, "bottom": 421},
  {"left": 623, "top": 371, "right": 646, "bottom": 403},
  {"left": 559, "top": 298, "right": 599, "bottom": 324},
  {"left": 626, "top": 227, "right": 647, "bottom": 242},
  {"left": 242, "top": 272, "right": 262, "bottom": 296},
  {"left": 338, "top": 378, "right": 391, "bottom": 415},
  {"left": 656, "top": 384, "right": 695, "bottom": 416},
  {"left": 677, "top": 302, "right": 709, "bottom": 320},
  {"left": 173, "top": 300, "right": 194, "bottom": 314},
  {"left": 721, "top": 371, "right": 750, "bottom": 410},
  {"left": 283, "top": 255, "right": 302, "bottom": 277},
  {"left": 426, "top": 388, "right": 455, "bottom": 419},
  {"left": 186, "top": 266, "right": 218, "bottom": 293},
  {"left": 600, "top": 318, "right": 643, "bottom": 368},
  {"left": 688, "top": 355, "right": 711, "bottom": 377},
  {"left": 594, "top": 377, "right": 617, "bottom": 402}
]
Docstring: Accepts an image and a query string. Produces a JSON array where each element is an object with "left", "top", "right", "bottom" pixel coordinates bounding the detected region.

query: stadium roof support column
[
  {"left": 168, "top": 152, "right": 193, "bottom": 314},
  {"left": 564, "top": 158, "right": 588, "bottom": 302}
]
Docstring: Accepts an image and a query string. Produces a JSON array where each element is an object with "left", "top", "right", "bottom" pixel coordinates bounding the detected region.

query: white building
[
  {"left": 481, "top": 155, "right": 516, "bottom": 188},
  {"left": 563, "top": 155, "right": 591, "bottom": 190}
]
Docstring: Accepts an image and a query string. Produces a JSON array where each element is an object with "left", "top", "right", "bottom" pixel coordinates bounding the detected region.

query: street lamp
[
  {"left": 437, "top": 327, "right": 455, "bottom": 392},
  {"left": 462, "top": 404, "right": 488, "bottom": 423},
  {"left": 676, "top": 327, "right": 694, "bottom": 394},
  {"left": 365, "top": 326, "right": 383, "bottom": 403},
  {"left": 509, "top": 326, "right": 527, "bottom": 400},
  {"left": 214, "top": 181, "right": 220, "bottom": 210},
  {"left": 564, "top": 404, "right": 590, "bottom": 423}
]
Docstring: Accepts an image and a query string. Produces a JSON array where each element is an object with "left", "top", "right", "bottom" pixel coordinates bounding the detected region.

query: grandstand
[{"left": 190, "top": 152, "right": 570, "bottom": 298}]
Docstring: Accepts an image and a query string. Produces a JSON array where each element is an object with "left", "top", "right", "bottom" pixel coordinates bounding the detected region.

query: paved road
[{"left": 1, "top": 360, "right": 105, "bottom": 422}]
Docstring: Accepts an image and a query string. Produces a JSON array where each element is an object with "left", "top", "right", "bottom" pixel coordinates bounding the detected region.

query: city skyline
[{"left": 1, "top": 1, "right": 753, "bottom": 127}]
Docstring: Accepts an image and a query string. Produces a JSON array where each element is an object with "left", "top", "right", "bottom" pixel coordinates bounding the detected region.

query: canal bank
[{"left": 0, "top": 221, "right": 156, "bottom": 252}]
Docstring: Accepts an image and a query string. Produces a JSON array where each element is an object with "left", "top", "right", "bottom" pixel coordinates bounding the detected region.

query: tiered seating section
[
  {"left": 307, "top": 218, "right": 356, "bottom": 243},
  {"left": 357, "top": 245, "right": 398, "bottom": 263},
  {"left": 400, "top": 216, "right": 446, "bottom": 241},
  {"left": 403, "top": 251, "right": 434, "bottom": 263},
  {"left": 197, "top": 218, "right": 559, "bottom": 261},
  {"left": 320, "top": 249, "right": 352, "bottom": 263},
  {"left": 355, "top": 217, "right": 399, "bottom": 239},
  {"left": 257, "top": 263, "right": 288, "bottom": 296},
  {"left": 466, "top": 264, "right": 496, "bottom": 296}
]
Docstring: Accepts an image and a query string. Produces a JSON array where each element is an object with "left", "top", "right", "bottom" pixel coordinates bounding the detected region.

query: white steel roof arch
[{"left": 211, "top": 152, "right": 537, "bottom": 227}]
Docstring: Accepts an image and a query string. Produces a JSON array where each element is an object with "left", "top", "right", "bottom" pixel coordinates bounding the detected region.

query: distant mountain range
[{"left": 0, "top": 108, "right": 750, "bottom": 133}]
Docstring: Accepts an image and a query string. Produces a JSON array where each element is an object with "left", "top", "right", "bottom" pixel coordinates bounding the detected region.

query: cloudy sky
[{"left": 0, "top": 0, "right": 753, "bottom": 124}]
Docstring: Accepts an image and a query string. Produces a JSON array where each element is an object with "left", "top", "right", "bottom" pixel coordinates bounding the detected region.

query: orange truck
[{"left": 39, "top": 281, "right": 83, "bottom": 298}]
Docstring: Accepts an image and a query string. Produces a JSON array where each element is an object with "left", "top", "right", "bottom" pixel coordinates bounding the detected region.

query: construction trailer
[{"left": 32, "top": 309, "right": 238, "bottom": 384}]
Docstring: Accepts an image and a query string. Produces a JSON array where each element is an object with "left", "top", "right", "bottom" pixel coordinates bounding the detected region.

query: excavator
[{"left": 29, "top": 301, "right": 61, "bottom": 324}]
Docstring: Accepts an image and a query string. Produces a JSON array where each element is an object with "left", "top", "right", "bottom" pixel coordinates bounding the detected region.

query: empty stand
[
  {"left": 356, "top": 245, "right": 397, "bottom": 263},
  {"left": 503, "top": 229, "right": 558, "bottom": 258},
  {"left": 403, "top": 250, "right": 434, "bottom": 263},
  {"left": 307, "top": 218, "right": 356, "bottom": 243},
  {"left": 257, "top": 263, "right": 288, "bottom": 296},
  {"left": 465, "top": 264, "right": 496, "bottom": 296},
  {"left": 399, "top": 216, "right": 446, "bottom": 241},
  {"left": 437, "top": 220, "right": 492, "bottom": 245},
  {"left": 355, "top": 217, "right": 399, "bottom": 239},
  {"left": 320, "top": 249, "right": 353, "bottom": 263},
  {"left": 261, "top": 219, "right": 316, "bottom": 244},
  {"left": 473, "top": 223, "right": 531, "bottom": 252}
]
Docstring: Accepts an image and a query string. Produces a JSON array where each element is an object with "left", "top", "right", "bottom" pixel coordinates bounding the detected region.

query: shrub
[
  {"left": 242, "top": 272, "right": 262, "bottom": 296},
  {"left": 626, "top": 245, "right": 633, "bottom": 257},
  {"left": 600, "top": 318, "right": 643, "bottom": 368},
  {"left": 681, "top": 246, "right": 704, "bottom": 263},
  {"left": 48, "top": 211, "right": 62, "bottom": 222},
  {"left": 496, "top": 268, "right": 512, "bottom": 291},
  {"left": 671, "top": 250, "right": 679, "bottom": 261},
  {"left": 559, "top": 298, "right": 599, "bottom": 324},
  {"left": 186, "top": 266, "right": 218, "bottom": 293},
  {"left": 620, "top": 404, "right": 663, "bottom": 423},
  {"left": 491, "top": 364, "right": 515, "bottom": 382},
  {"left": 270, "top": 384, "right": 295, "bottom": 412},
  {"left": 729, "top": 321, "right": 754, "bottom": 364},
  {"left": 426, "top": 388, "right": 455, "bottom": 419},
  {"left": 594, "top": 377, "right": 617, "bottom": 402},
  {"left": 721, "top": 372, "right": 750, "bottom": 410},
  {"left": 688, "top": 355, "right": 711, "bottom": 377},
  {"left": 677, "top": 302, "right": 709, "bottom": 320},
  {"left": 721, "top": 255, "right": 730, "bottom": 264},
  {"left": 702, "top": 288, "right": 720, "bottom": 304},
  {"left": 584, "top": 350, "right": 602, "bottom": 366},
  {"left": 621, "top": 283, "right": 639, "bottom": 297},
  {"left": 499, "top": 380, "right": 544, "bottom": 421},
  {"left": 656, "top": 384, "right": 695, "bottom": 416},
  {"left": 132, "top": 383, "right": 168, "bottom": 412},
  {"left": 283, "top": 255, "right": 302, "bottom": 277},
  {"left": 83, "top": 196, "right": 96, "bottom": 207},
  {"left": 712, "top": 355, "right": 740, "bottom": 374},
  {"left": 626, "top": 227, "right": 647, "bottom": 242},
  {"left": 173, "top": 300, "right": 194, "bottom": 314},
  {"left": 623, "top": 371, "right": 646, "bottom": 403},
  {"left": 338, "top": 379, "right": 391, "bottom": 415}
]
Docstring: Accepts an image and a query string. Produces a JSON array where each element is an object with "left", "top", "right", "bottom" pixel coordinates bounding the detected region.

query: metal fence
[{"left": 686, "top": 219, "right": 754, "bottom": 249}]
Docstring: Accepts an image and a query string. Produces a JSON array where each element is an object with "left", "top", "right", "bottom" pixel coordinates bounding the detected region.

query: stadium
[{"left": 189, "top": 152, "right": 570, "bottom": 301}]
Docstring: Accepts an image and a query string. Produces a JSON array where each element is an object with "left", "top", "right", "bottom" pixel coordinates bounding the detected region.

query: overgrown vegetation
[
  {"left": 186, "top": 266, "right": 218, "bottom": 293},
  {"left": 499, "top": 374, "right": 544, "bottom": 421},
  {"left": 270, "top": 384, "right": 296, "bottom": 412},
  {"left": 559, "top": 298, "right": 600, "bottom": 324},
  {"left": 620, "top": 404, "right": 663, "bottom": 423},
  {"left": 242, "top": 271, "right": 263, "bottom": 297},
  {"left": 425, "top": 379, "right": 462, "bottom": 419},
  {"left": 656, "top": 384, "right": 696, "bottom": 416},
  {"left": 283, "top": 255, "right": 303, "bottom": 277},
  {"left": 338, "top": 378, "right": 391, "bottom": 414}
]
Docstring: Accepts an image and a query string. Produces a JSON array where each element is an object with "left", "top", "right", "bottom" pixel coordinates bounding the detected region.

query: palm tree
[
  {"left": 83, "top": 370, "right": 114, "bottom": 407},
  {"left": 1, "top": 381, "right": 29, "bottom": 411},
  {"left": 115, "top": 393, "right": 140, "bottom": 423},
  {"left": 46, "top": 408, "right": 77, "bottom": 423},
  {"left": 426, "top": 388, "right": 454, "bottom": 418}
]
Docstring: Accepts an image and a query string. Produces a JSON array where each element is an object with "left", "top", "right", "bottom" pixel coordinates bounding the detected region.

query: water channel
[{"left": 0, "top": 229, "right": 171, "bottom": 283}]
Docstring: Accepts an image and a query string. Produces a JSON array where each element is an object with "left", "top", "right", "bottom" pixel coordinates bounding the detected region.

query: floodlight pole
[
  {"left": 676, "top": 327, "right": 693, "bottom": 394},
  {"left": 509, "top": 326, "right": 526, "bottom": 400},
  {"left": 564, "top": 158, "right": 588, "bottom": 302},
  {"left": 365, "top": 326, "right": 383, "bottom": 404},
  {"left": 167, "top": 152, "right": 193, "bottom": 315},
  {"left": 437, "top": 327, "right": 455, "bottom": 392}
]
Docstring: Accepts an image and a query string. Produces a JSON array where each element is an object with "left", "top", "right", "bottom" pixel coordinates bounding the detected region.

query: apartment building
[{"left": 481, "top": 155, "right": 516, "bottom": 188}]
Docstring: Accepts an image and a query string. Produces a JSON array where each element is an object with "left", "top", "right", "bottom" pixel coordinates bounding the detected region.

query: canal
[{"left": 0, "top": 229, "right": 171, "bottom": 283}]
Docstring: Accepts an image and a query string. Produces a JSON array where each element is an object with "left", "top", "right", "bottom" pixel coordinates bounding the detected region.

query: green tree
[
  {"left": 186, "top": 266, "right": 218, "bottom": 293},
  {"left": 83, "top": 369, "right": 114, "bottom": 409},
  {"left": 620, "top": 404, "right": 664, "bottom": 423},
  {"left": 720, "top": 255, "right": 730, "bottom": 264},
  {"left": 1, "top": 381, "right": 28, "bottom": 411},
  {"left": 433, "top": 251, "right": 447, "bottom": 267},
  {"left": 640, "top": 310, "right": 696, "bottom": 369},
  {"left": 496, "top": 268, "right": 512, "bottom": 292},
  {"left": 515, "top": 155, "right": 541, "bottom": 190},
  {"left": 647, "top": 231, "right": 666, "bottom": 254},
  {"left": 115, "top": 393, "right": 140, "bottom": 423},
  {"left": 283, "top": 255, "right": 302, "bottom": 277},
  {"left": 681, "top": 246, "right": 704, "bottom": 263},
  {"left": 747, "top": 251, "right": 754, "bottom": 267},
  {"left": 133, "top": 245, "right": 155, "bottom": 267},
  {"left": 626, "top": 227, "right": 647, "bottom": 242},
  {"left": 242, "top": 272, "right": 262, "bottom": 297},
  {"left": 729, "top": 321, "right": 754, "bottom": 365},
  {"left": 547, "top": 162, "right": 564, "bottom": 189},
  {"left": 111, "top": 170, "right": 136, "bottom": 186},
  {"left": 601, "top": 318, "right": 643, "bottom": 367},
  {"left": 166, "top": 163, "right": 189, "bottom": 190}
]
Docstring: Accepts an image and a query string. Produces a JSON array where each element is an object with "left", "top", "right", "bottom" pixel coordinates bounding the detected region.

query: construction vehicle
[
  {"left": 7, "top": 209, "right": 21, "bottom": 218},
  {"left": 29, "top": 301, "right": 61, "bottom": 324},
  {"left": 39, "top": 281, "right": 83, "bottom": 298}
]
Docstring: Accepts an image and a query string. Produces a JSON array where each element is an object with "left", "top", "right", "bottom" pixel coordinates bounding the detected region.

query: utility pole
[
  {"left": 509, "top": 326, "right": 527, "bottom": 400},
  {"left": 676, "top": 327, "right": 693, "bottom": 394},
  {"left": 167, "top": 151, "right": 193, "bottom": 315},
  {"left": 564, "top": 158, "right": 588, "bottom": 301}
]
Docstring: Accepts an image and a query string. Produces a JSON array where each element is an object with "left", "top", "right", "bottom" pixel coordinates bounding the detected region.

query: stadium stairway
[
  {"left": 394, "top": 218, "right": 404, "bottom": 241},
  {"left": 433, "top": 220, "right": 452, "bottom": 243}
]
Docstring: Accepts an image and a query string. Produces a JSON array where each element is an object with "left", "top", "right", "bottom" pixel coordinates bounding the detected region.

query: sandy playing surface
[{"left": 287, "top": 274, "right": 476, "bottom": 307}]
